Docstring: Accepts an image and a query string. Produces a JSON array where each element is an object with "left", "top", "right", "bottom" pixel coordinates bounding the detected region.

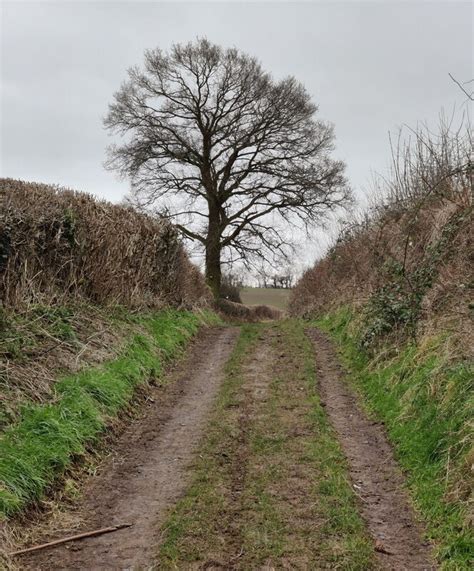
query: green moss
[
  {"left": 317, "top": 307, "right": 474, "bottom": 569},
  {"left": 0, "top": 309, "right": 218, "bottom": 519}
]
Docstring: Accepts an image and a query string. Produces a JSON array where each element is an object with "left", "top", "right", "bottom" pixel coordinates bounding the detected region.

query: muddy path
[
  {"left": 20, "top": 326, "right": 238, "bottom": 571},
  {"left": 11, "top": 322, "right": 438, "bottom": 570},
  {"left": 155, "top": 322, "right": 377, "bottom": 569},
  {"left": 307, "top": 328, "right": 435, "bottom": 570},
  {"left": 200, "top": 331, "right": 277, "bottom": 568}
]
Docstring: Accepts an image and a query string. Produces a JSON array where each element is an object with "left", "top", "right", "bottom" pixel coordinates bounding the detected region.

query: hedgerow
[{"left": 0, "top": 178, "right": 210, "bottom": 310}]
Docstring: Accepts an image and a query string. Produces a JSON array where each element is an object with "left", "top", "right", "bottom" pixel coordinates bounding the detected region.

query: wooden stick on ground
[{"left": 10, "top": 523, "right": 133, "bottom": 556}]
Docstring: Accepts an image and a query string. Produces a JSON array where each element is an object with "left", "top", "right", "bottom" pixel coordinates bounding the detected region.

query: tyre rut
[
  {"left": 307, "top": 328, "right": 435, "bottom": 571},
  {"left": 21, "top": 326, "right": 239, "bottom": 571}
]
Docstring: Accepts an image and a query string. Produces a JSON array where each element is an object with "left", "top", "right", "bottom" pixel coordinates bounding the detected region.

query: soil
[
  {"left": 19, "top": 326, "right": 238, "bottom": 571},
  {"left": 306, "top": 328, "right": 436, "bottom": 571}
]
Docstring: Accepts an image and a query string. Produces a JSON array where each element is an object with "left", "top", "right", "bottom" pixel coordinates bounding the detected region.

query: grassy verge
[
  {"left": 157, "top": 320, "right": 375, "bottom": 569},
  {"left": 1, "top": 303, "right": 92, "bottom": 429},
  {"left": 317, "top": 307, "right": 473, "bottom": 569},
  {"left": 0, "top": 309, "right": 219, "bottom": 520}
]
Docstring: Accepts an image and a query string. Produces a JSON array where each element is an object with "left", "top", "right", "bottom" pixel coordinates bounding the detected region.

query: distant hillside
[{"left": 240, "top": 287, "right": 291, "bottom": 311}]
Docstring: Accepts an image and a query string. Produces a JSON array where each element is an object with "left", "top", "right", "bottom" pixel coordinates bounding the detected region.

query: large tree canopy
[{"left": 104, "top": 39, "right": 350, "bottom": 297}]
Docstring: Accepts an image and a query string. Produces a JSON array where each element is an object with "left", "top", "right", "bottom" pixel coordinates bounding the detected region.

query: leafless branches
[
  {"left": 449, "top": 73, "right": 474, "bottom": 101},
  {"left": 104, "top": 38, "right": 350, "bottom": 296},
  {"left": 290, "top": 112, "right": 472, "bottom": 336}
]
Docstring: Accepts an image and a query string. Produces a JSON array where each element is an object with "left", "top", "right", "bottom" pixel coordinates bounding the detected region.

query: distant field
[{"left": 240, "top": 287, "right": 291, "bottom": 311}]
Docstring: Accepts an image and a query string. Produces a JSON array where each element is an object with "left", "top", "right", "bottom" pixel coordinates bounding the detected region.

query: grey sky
[{"left": 1, "top": 0, "right": 472, "bottom": 267}]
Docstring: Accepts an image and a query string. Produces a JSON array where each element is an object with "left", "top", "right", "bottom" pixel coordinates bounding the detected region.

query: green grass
[
  {"left": 0, "top": 304, "right": 77, "bottom": 363},
  {"left": 0, "top": 309, "right": 219, "bottom": 520},
  {"left": 317, "top": 307, "right": 474, "bottom": 570},
  {"left": 0, "top": 303, "right": 109, "bottom": 429},
  {"left": 240, "top": 287, "right": 291, "bottom": 311},
  {"left": 158, "top": 320, "right": 375, "bottom": 569}
]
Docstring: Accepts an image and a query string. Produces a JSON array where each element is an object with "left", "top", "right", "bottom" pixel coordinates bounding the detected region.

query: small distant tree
[
  {"left": 255, "top": 263, "right": 270, "bottom": 288},
  {"left": 220, "top": 271, "right": 243, "bottom": 303},
  {"left": 270, "top": 273, "right": 293, "bottom": 288},
  {"left": 104, "top": 39, "right": 351, "bottom": 298}
]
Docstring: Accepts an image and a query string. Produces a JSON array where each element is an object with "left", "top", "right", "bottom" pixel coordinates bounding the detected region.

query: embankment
[
  {"left": 0, "top": 179, "right": 213, "bottom": 525},
  {"left": 289, "top": 121, "right": 473, "bottom": 568}
]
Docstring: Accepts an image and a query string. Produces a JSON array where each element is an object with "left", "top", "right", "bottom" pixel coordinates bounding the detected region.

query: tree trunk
[
  {"left": 205, "top": 241, "right": 221, "bottom": 299},
  {"left": 205, "top": 204, "right": 222, "bottom": 299}
]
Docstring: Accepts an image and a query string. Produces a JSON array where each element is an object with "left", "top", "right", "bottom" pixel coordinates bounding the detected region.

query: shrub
[
  {"left": 219, "top": 282, "right": 242, "bottom": 303},
  {"left": 289, "top": 117, "right": 473, "bottom": 354}
]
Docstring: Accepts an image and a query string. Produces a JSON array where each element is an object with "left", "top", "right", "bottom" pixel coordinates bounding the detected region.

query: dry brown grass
[
  {"left": 216, "top": 298, "right": 283, "bottom": 322},
  {"left": 0, "top": 178, "right": 210, "bottom": 311},
  {"left": 0, "top": 303, "right": 128, "bottom": 428}
]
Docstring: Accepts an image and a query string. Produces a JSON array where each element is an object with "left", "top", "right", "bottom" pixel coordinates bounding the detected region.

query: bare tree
[
  {"left": 270, "top": 273, "right": 293, "bottom": 289},
  {"left": 104, "top": 39, "right": 350, "bottom": 297}
]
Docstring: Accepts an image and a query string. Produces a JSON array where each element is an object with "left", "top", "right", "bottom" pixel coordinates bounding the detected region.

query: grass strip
[
  {"left": 317, "top": 307, "right": 473, "bottom": 570},
  {"left": 0, "top": 309, "right": 219, "bottom": 519},
  {"left": 271, "top": 319, "right": 375, "bottom": 569}
]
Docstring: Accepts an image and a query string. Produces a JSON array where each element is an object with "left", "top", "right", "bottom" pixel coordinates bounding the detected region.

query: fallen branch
[{"left": 10, "top": 523, "right": 133, "bottom": 556}]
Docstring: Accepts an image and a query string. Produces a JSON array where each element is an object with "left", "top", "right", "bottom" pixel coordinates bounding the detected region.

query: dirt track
[
  {"left": 21, "top": 327, "right": 238, "bottom": 571},
  {"left": 15, "top": 323, "right": 436, "bottom": 570},
  {"left": 307, "top": 328, "right": 435, "bottom": 570}
]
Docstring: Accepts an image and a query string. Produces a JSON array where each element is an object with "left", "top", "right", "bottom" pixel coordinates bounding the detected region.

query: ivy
[{"left": 361, "top": 212, "right": 464, "bottom": 348}]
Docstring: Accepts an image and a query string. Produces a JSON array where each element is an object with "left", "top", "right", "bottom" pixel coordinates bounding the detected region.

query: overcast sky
[{"left": 1, "top": 0, "right": 472, "bottom": 267}]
